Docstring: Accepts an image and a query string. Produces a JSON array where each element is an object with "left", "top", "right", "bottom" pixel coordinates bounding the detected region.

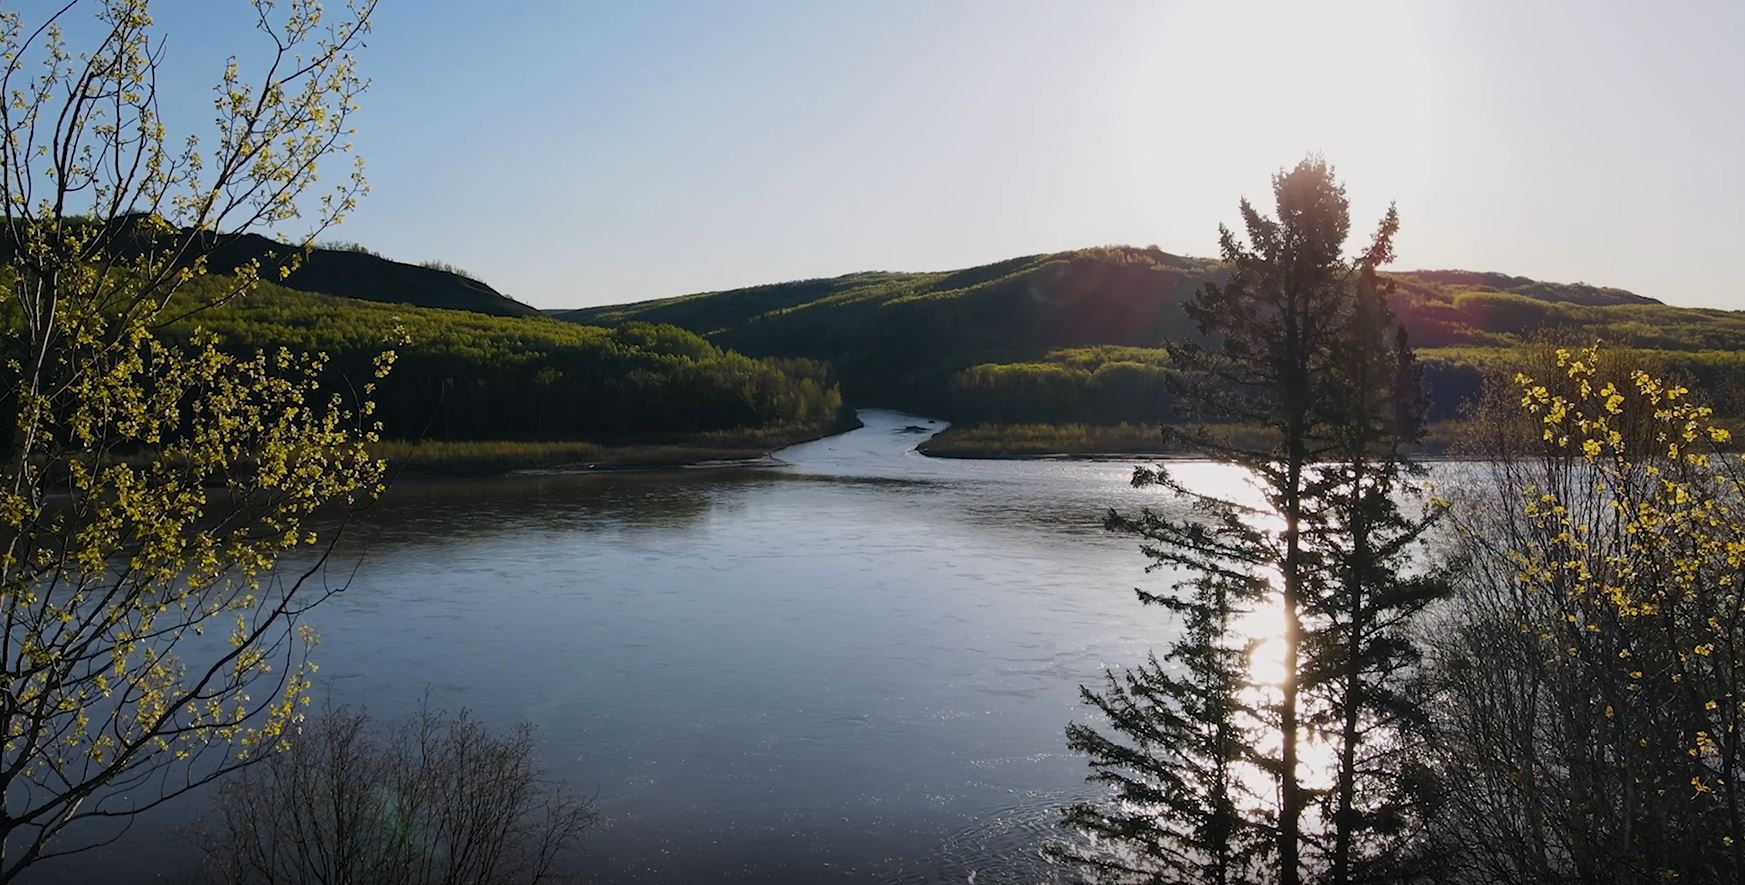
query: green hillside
[
  {"left": 558, "top": 247, "right": 1216, "bottom": 411},
  {"left": 158, "top": 275, "right": 846, "bottom": 448},
  {"left": 558, "top": 246, "right": 1745, "bottom": 424},
  {"left": 3, "top": 219, "right": 851, "bottom": 472}
]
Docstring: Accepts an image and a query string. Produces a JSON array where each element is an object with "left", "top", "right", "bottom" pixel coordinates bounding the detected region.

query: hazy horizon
[{"left": 66, "top": 0, "right": 1745, "bottom": 311}]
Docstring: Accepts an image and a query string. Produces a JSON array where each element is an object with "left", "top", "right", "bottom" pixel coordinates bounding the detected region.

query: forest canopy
[{"left": 152, "top": 275, "right": 846, "bottom": 441}]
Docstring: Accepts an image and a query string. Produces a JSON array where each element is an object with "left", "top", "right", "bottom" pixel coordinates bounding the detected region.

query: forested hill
[
  {"left": 152, "top": 275, "right": 846, "bottom": 444},
  {"left": 555, "top": 246, "right": 1745, "bottom": 422},
  {"left": 5, "top": 225, "right": 850, "bottom": 457}
]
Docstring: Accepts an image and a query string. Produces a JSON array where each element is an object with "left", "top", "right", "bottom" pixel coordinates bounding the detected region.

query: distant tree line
[
  {"left": 949, "top": 351, "right": 1173, "bottom": 424},
  {"left": 417, "top": 258, "right": 479, "bottom": 280},
  {"left": 317, "top": 239, "right": 386, "bottom": 257},
  {"left": 945, "top": 346, "right": 1745, "bottom": 428}
]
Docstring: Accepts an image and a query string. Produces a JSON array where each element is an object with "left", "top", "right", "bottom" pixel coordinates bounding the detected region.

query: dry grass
[{"left": 370, "top": 417, "right": 858, "bottom": 476}]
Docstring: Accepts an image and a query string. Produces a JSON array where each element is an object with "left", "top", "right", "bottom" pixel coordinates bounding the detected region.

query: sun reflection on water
[{"left": 1233, "top": 591, "right": 1341, "bottom": 801}]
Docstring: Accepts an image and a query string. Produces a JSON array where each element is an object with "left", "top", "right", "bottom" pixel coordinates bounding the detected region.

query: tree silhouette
[{"left": 1064, "top": 158, "right": 1437, "bottom": 884}]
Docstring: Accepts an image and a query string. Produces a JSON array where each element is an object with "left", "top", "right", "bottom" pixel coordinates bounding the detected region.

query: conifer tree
[
  {"left": 1055, "top": 500, "right": 1271, "bottom": 883},
  {"left": 1063, "top": 158, "right": 1432, "bottom": 885},
  {"left": 1165, "top": 157, "right": 1372, "bottom": 885},
  {"left": 1307, "top": 244, "right": 1447, "bottom": 884}
]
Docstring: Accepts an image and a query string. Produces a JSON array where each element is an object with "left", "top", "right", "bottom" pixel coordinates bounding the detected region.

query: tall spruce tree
[
  {"left": 1063, "top": 158, "right": 1431, "bottom": 885},
  {"left": 1306, "top": 246, "right": 1447, "bottom": 884}
]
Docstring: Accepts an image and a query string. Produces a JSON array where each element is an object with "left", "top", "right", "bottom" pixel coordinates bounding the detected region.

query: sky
[{"left": 32, "top": 0, "right": 1745, "bottom": 310}]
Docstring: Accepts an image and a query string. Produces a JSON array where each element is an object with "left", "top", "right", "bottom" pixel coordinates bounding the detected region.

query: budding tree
[{"left": 0, "top": 0, "right": 381, "bottom": 877}]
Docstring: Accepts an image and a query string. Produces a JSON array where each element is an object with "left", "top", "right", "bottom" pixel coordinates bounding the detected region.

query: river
[{"left": 42, "top": 409, "right": 1264, "bottom": 884}]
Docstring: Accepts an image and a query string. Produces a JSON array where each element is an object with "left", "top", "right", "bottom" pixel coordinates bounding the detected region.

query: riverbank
[
  {"left": 373, "top": 414, "right": 863, "bottom": 477},
  {"left": 372, "top": 412, "right": 1485, "bottom": 476},
  {"left": 917, "top": 422, "right": 1184, "bottom": 459},
  {"left": 916, "top": 420, "right": 1468, "bottom": 459}
]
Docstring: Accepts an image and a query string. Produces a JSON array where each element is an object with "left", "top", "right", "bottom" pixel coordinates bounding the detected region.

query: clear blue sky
[{"left": 44, "top": 1, "right": 1745, "bottom": 309}]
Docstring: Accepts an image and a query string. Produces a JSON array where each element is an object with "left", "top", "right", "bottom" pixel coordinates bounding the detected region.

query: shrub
[{"left": 196, "top": 706, "right": 595, "bottom": 885}]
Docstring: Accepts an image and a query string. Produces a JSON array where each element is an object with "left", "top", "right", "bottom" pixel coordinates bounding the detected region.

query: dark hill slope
[
  {"left": 206, "top": 234, "right": 540, "bottom": 317},
  {"left": 560, "top": 248, "right": 1212, "bottom": 350},
  {"left": 560, "top": 247, "right": 1717, "bottom": 355},
  {"left": 0, "top": 219, "right": 538, "bottom": 318}
]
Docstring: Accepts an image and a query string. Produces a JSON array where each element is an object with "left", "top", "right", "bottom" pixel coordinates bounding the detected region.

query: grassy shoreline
[
  {"left": 916, "top": 421, "right": 1470, "bottom": 460},
  {"left": 374, "top": 414, "right": 862, "bottom": 477}
]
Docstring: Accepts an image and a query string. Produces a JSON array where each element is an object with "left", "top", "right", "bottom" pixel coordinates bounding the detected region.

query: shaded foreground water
[{"left": 42, "top": 410, "right": 1260, "bottom": 884}]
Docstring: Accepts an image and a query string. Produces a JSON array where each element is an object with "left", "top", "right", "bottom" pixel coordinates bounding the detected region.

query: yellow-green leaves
[
  {"left": 0, "top": 0, "right": 378, "bottom": 862},
  {"left": 1504, "top": 345, "right": 1744, "bottom": 805}
]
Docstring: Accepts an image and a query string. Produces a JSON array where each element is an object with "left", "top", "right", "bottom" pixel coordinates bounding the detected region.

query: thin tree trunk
[
  {"left": 1277, "top": 280, "right": 1309, "bottom": 885},
  {"left": 1727, "top": 733, "right": 1744, "bottom": 884},
  {"left": 1331, "top": 473, "right": 1369, "bottom": 885},
  {"left": 1213, "top": 579, "right": 1235, "bottom": 885},
  {"left": 1280, "top": 447, "right": 1304, "bottom": 885}
]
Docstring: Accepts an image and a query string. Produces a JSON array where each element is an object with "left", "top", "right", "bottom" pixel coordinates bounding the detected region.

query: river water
[{"left": 43, "top": 409, "right": 1264, "bottom": 884}]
